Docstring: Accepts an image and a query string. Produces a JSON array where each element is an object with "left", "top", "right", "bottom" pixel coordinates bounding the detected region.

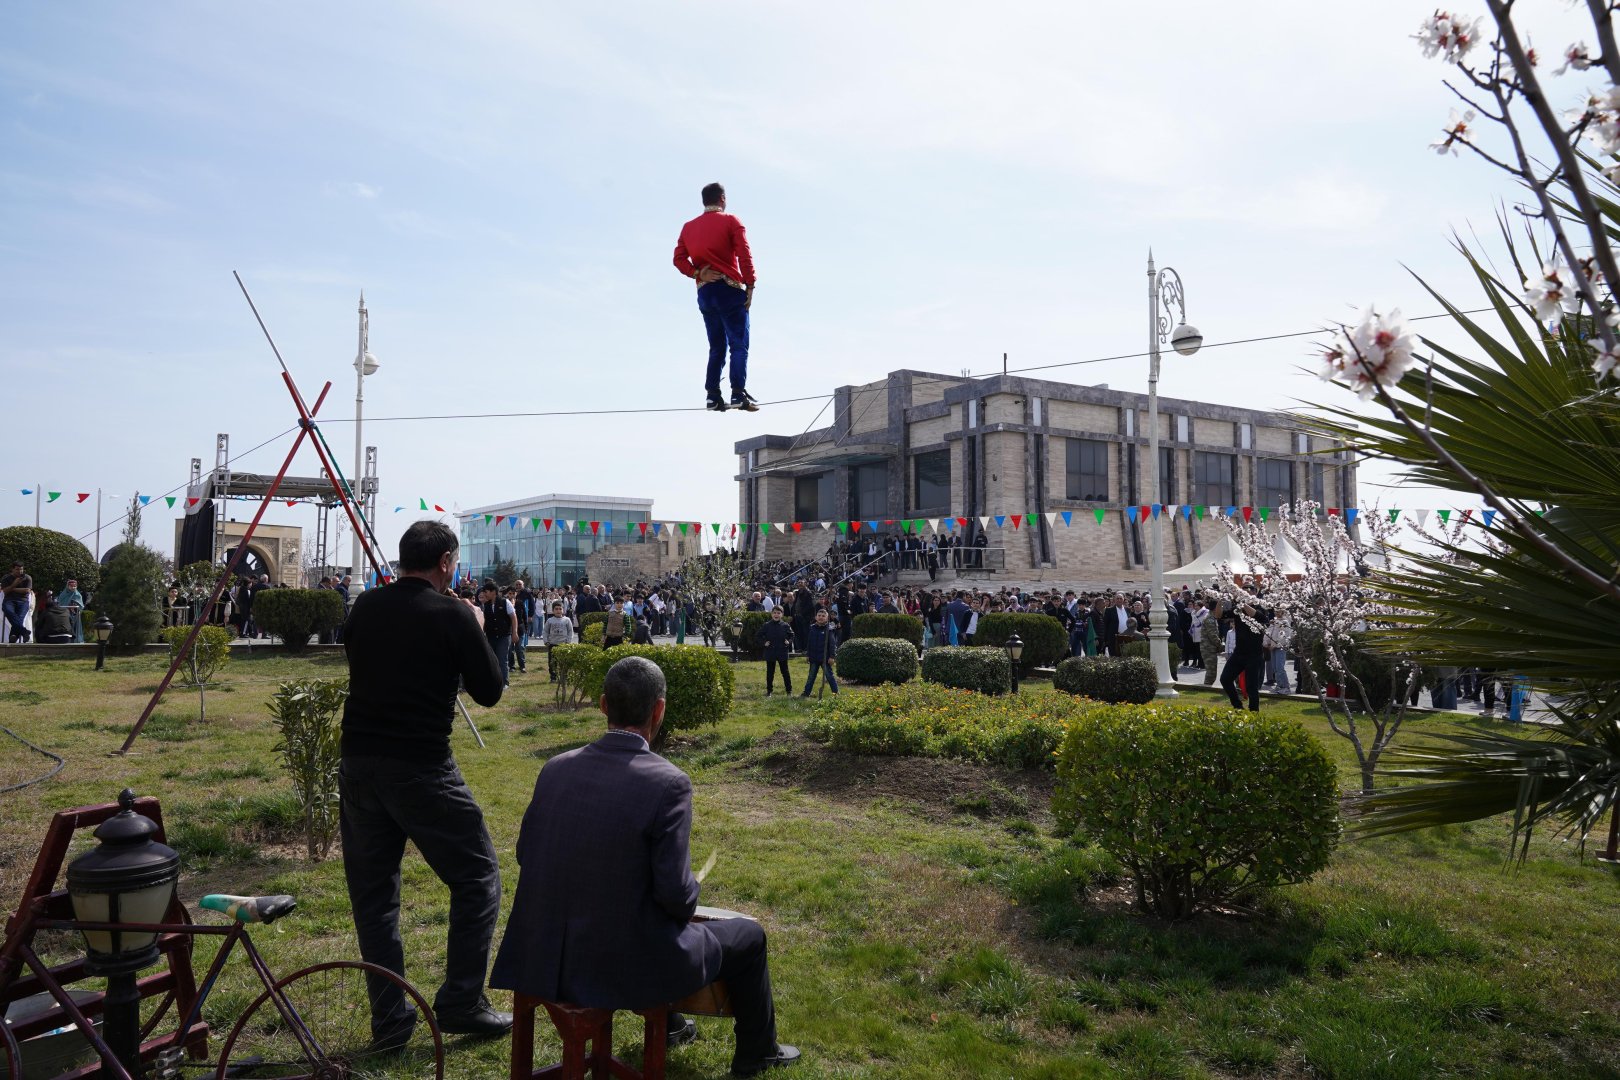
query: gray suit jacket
[{"left": 489, "top": 730, "right": 722, "bottom": 1008}]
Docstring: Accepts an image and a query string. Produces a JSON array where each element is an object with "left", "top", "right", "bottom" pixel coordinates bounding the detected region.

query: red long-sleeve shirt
[{"left": 673, "top": 210, "right": 756, "bottom": 286}]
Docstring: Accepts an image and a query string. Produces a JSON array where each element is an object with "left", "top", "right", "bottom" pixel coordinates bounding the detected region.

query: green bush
[
  {"left": 921, "top": 646, "right": 1012, "bottom": 695},
  {"left": 852, "top": 612, "right": 924, "bottom": 652},
  {"left": 835, "top": 638, "right": 918, "bottom": 684},
  {"left": 1053, "top": 704, "right": 1340, "bottom": 920},
  {"left": 159, "top": 624, "right": 235, "bottom": 720},
  {"left": 720, "top": 610, "right": 771, "bottom": 659},
  {"left": 253, "top": 588, "right": 346, "bottom": 651},
  {"left": 1122, "top": 637, "right": 1181, "bottom": 671},
  {"left": 267, "top": 678, "right": 348, "bottom": 861},
  {"left": 582, "top": 622, "right": 605, "bottom": 647},
  {"left": 806, "top": 681, "right": 1080, "bottom": 769},
  {"left": 578, "top": 644, "right": 735, "bottom": 746},
  {"left": 0, "top": 525, "right": 101, "bottom": 599},
  {"left": 98, "top": 542, "right": 166, "bottom": 650},
  {"left": 975, "top": 613, "right": 1067, "bottom": 672},
  {"left": 579, "top": 610, "right": 610, "bottom": 635},
  {"left": 1053, "top": 656, "right": 1157, "bottom": 704},
  {"left": 550, "top": 643, "right": 599, "bottom": 708}
]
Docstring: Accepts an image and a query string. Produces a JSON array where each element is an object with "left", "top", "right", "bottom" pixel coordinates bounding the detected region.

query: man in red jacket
[{"left": 673, "top": 182, "right": 758, "bottom": 412}]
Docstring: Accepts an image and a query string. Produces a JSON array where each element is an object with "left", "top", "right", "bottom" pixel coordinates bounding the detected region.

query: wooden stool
[{"left": 511, "top": 994, "right": 669, "bottom": 1080}]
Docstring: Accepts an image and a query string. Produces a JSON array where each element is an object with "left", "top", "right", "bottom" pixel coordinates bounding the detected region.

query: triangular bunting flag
[
  {"left": 602, "top": 521, "right": 612, "bottom": 534},
  {"left": 956, "top": 517, "right": 968, "bottom": 529},
  {"left": 1151, "top": 504, "right": 1162, "bottom": 519},
  {"left": 1241, "top": 506, "right": 1253, "bottom": 523},
  {"left": 393, "top": 506, "right": 403, "bottom": 513},
  {"left": 485, "top": 515, "right": 494, "bottom": 525},
  {"left": 978, "top": 516, "right": 991, "bottom": 529},
  {"left": 20, "top": 488, "right": 31, "bottom": 495},
  {"left": 1437, "top": 509, "right": 1451, "bottom": 524},
  {"left": 589, "top": 521, "right": 601, "bottom": 535},
  {"left": 866, "top": 520, "right": 880, "bottom": 533},
  {"left": 1225, "top": 506, "right": 1238, "bottom": 518},
  {"left": 75, "top": 493, "right": 89, "bottom": 503},
  {"left": 994, "top": 515, "right": 1006, "bottom": 528},
  {"left": 1139, "top": 505, "right": 1150, "bottom": 523},
  {"left": 730, "top": 524, "right": 737, "bottom": 538},
  {"left": 509, "top": 516, "right": 517, "bottom": 529},
  {"left": 758, "top": 523, "right": 770, "bottom": 535},
  {"left": 1181, "top": 505, "right": 1193, "bottom": 520},
  {"left": 1461, "top": 509, "right": 1473, "bottom": 523},
  {"left": 1009, "top": 515, "right": 1021, "bottom": 529},
  {"left": 1166, "top": 504, "right": 1179, "bottom": 518},
  {"left": 712, "top": 523, "right": 722, "bottom": 534},
  {"left": 1345, "top": 508, "right": 1359, "bottom": 525},
  {"left": 285, "top": 500, "right": 297, "bottom": 508},
  {"left": 1482, "top": 509, "right": 1497, "bottom": 527},
  {"left": 820, "top": 521, "right": 831, "bottom": 531},
  {"left": 494, "top": 515, "right": 504, "bottom": 525},
  {"left": 420, "top": 498, "right": 429, "bottom": 510},
  {"left": 1061, "top": 510, "right": 1073, "bottom": 526},
  {"left": 677, "top": 522, "right": 688, "bottom": 535},
  {"left": 1388, "top": 509, "right": 1401, "bottom": 523},
  {"left": 139, "top": 495, "right": 152, "bottom": 505},
  {"left": 1195, "top": 505, "right": 1205, "bottom": 519},
  {"left": 1327, "top": 507, "right": 1340, "bottom": 517},
  {"left": 1093, "top": 507, "right": 1107, "bottom": 525},
  {"left": 187, "top": 497, "right": 199, "bottom": 507},
  {"left": 1258, "top": 507, "right": 1270, "bottom": 522},
  {"left": 639, "top": 522, "right": 648, "bottom": 535},
  {"left": 1415, "top": 509, "right": 1431, "bottom": 526},
  {"left": 46, "top": 492, "right": 60, "bottom": 502},
  {"left": 837, "top": 521, "right": 848, "bottom": 534},
  {"left": 435, "top": 504, "right": 445, "bottom": 513},
  {"left": 543, "top": 518, "right": 554, "bottom": 531},
  {"left": 850, "top": 521, "right": 862, "bottom": 533},
  {"left": 561, "top": 519, "right": 573, "bottom": 532},
  {"left": 652, "top": 522, "right": 663, "bottom": 535},
  {"left": 792, "top": 522, "right": 802, "bottom": 533},
  {"left": 165, "top": 496, "right": 177, "bottom": 508},
  {"left": 531, "top": 517, "right": 541, "bottom": 530}
]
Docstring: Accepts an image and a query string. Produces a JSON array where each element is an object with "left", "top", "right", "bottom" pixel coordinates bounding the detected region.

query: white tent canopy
[{"left": 1165, "top": 531, "right": 1306, "bottom": 582}]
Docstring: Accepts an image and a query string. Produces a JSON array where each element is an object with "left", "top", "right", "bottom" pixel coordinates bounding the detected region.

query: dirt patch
[{"left": 736, "top": 729, "right": 1055, "bottom": 824}]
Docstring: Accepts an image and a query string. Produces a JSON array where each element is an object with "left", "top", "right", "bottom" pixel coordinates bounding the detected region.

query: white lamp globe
[
  {"left": 1170, "top": 324, "right": 1203, "bottom": 357},
  {"left": 358, "top": 351, "right": 380, "bottom": 376}
]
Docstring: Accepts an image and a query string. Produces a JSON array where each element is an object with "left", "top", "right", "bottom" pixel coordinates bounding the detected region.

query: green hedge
[
  {"left": 578, "top": 643, "right": 735, "bottom": 742},
  {"left": 582, "top": 622, "right": 605, "bottom": 647},
  {"left": 1053, "top": 704, "right": 1340, "bottom": 920},
  {"left": 253, "top": 589, "right": 346, "bottom": 652},
  {"left": 973, "top": 613, "right": 1067, "bottom": 672},
  {"left": 0, "top": 525, "right": 101, "bottom": 599},
  {"left": 806, "top": 681, "right": 1079, "bottom": 770},
  {"left": 721, "top": 610, "right": 771, "bottom": 659},
  {"left": 921, "top": 646, "right": 1012, "bottom": 695},
  {"left": 579, "top": 610, "right": 610, "bottom": 634},
  {"left": 1121, "top": 637, "right": 1180, "bottom": 671},
  {"left": 834, "top": 638, "right": 918, "bottom": 685},
  {"left": 550, "top": 642, "right": 600, "bottom": 708},
  {"left": 851, "top": 612, "right": 924, "bottom": 652},
  {"left": 1053, "top": 656, "right": 1157, "bottom": 704}
]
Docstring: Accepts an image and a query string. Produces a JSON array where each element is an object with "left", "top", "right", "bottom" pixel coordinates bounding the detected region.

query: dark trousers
[
  {"left": 510, "top": 636, "right": 526, "bottom": 672},
  {"left": 1221, "top": 655, "right": 1265, "bottom": 712},
  {"left": 697, "top": 281, "right": 749, "bottom": 397},
  {"left": 764, "top": 657, "right": 792, "bottom": 695},
  {"left": 706, "top": 918, "right": 778, "bottom": 1069},
  {"left": 489, "top": 636, "right": 512, "bottom": 683},
  {"left": 801, "top": 661, "right": 837, "bottom": 695},
  {"left": 339, "top": 755, "right": 501, "bottom": 1033}
]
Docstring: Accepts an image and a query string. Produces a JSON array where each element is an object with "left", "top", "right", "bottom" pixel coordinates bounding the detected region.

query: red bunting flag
[
  {"left": 187, "top": 497, "right": 199, "bottom": 506},
  {"left": 1242, "top": 506, "right": 1254, "bottom": 523},
  {"left": 1461, "top": 509, "right": 1473, "bottom": 522},
  {"left": 850, "top": 521, "right": 862, "bottom": 533},
  {"left": 955, "top": 517, "right": 968, "bottom": 528},
  {"left": 791, "top": 522, "right": 802, "bottom": 533},
  {"left": 543, "top": 518, "right": 553, "bottom": 531},
  {"left": 1139, "top": 505, "right": 1149, "bottom": 523},
  {"left": 76, "top": 493, "right": 90, "bottom": 503},
  {"left": 286, "top": 500, "right": 297, "bottom": 507},
  {"left": 639, "top": 522, "right": 648, "bottom": 535},
  {"left": 1327, "top": 507, "right": 1340, "bottom": 516},
  {"left": 494, "top": 515, "right": 504, "bottom": 525},
  {"left": 1010, "top": 514, "right": 1022, "bottom": 529},
  {"left": 589, "top": 521, "right": 600, "bottom": 535}
]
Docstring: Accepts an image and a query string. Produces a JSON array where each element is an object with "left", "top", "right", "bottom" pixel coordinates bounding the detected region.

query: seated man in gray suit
[{"left": 491, "top": 657, "right": 799, "bottom": 1077}]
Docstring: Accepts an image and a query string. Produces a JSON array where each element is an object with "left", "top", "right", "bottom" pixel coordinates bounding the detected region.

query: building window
[
  {"left": 1312, "top": 463, "right": 1325, "bottom": 504},
  {"left": 1296, "top": 432, "right": 1310, "bottom": 453},
  {"left": 1176, "top": 415, "right": 1190, "bottom": 442},
  {"left": 913, "top": 450, "right": 950, "bottom": 510},
  {"left": 850, "top": 462, "right": 888, "bottom": 520},
  {"left": 795, "top": 472, "right": 834, "bottom": 522},
  {"left": 1257, "top": 459, "right": 1294, "bottom": 508},
  {"left": 1195, "top": 451, "right": 1235, "bottom": 506},
  {"left": 1159, "top": 446, "right": 1175, "bottom": 505},
  {"left": 1240, "top": 423, "right": 1253, "bottom": 449},
  {"left": 1066, "top": 439, "right": 1109, "bottom": 501}
]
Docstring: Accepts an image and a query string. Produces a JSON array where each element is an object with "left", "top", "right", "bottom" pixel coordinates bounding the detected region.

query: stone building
[{"left": 733, "top": 370, "right": 1357, "bottom": 586}]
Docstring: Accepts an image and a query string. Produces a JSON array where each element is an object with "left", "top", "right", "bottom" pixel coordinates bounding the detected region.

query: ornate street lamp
[
  {"left": 66, "top": 789, "right": 180, "bottom": 1073},
  {"left": 730, "top": 618, "right": 744, "bottom": 664},
  {"left": 1146, "top": 252, "right": 1203, "bottom": 699},
  {"left": 93, "top": 615, "right": 113, "bottom": 671},
  {"left": 1005, "top": 632, "right": 1024, "bottom": 694}
]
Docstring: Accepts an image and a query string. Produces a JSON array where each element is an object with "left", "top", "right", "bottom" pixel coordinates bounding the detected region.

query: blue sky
[{"left": 0, "top": 1, "right": 1596, "bottom": 564}]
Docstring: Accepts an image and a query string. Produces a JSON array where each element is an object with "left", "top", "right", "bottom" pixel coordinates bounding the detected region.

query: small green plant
[
  {"left": 252, "top": 589, "right": 346, "bottom": 652},
  {"left": 834, "top": 638, "right": 918, "bottom": 685},
  {"left": 921, "top": 646, "right": 1012, "bottom": 695},
  {"left": 577, "top": 644, "right": 735, "bottom": 748},
  {"left": 974, "top": 613, "right": 1067, "bottom": 672},
  {"left": 1052, "top": 656, "right": 1157, "bottom": 704},
  {"left": 159, "top": 624, "right": 234, "bottom": 721},
  {"left": 581, "top": 622, "right": 605, "bottom": 647},
  {"left": 578, "top": 610, "right": 610, "bottom": 637},
  {"left": 720, "top": 610, "right": 772, "bottom": 659},
  {"left": 550, "top": 643, "right": 598, "bottom": 708},
  {"left": 1053, "top": 703, "right": 1340, "bottom": 920},
  {"left": 806, "top": 681, "right": 1078, "bottom": 769},
  {"left": 267, "top": 677, "right": 348, "bottom": 860},
  {"left": 851, "top": 612, "right": 924, "bottom": 652}
]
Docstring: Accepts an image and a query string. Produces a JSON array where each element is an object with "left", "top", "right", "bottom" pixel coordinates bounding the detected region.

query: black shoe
[
  {"left": 436, "top": 1000, "right": 513, "bottom": 1036},
  {"left": 365, "top": 1016, "right": 416, "bottom": 1055},
  {"left": 731, "top": 389, "right": 760, "bottom": 412},
  {"left": 732, "top": 1044, "right": 801, "bottom": 1076},
  {"left": 667, "top": 1014, "right": 698, "bottom": 1048},
  {"left": 707, "top": 397, "right": 729, "bottom": 412}
]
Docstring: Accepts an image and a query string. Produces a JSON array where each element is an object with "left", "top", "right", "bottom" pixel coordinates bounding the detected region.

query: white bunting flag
[
  {"left": 1166, "top": 504, "right": 1180, "bottom": 518},
  {"left": 978, "top": 516, "right": 992, "bottom": 529},
  {"left": 1415, "top": 508, "right": 1431, "bottom": 526},
  {"left": 1043, "top": 511, "right": 1057, "bottom": 527}
]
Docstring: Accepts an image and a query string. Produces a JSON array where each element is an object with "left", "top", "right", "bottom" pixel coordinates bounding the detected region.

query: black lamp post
[
  {"left": 731, "top": 618, "right": 744, "bottom": 664},
  {"left": 93, "top": 615, "right": 113, "bottom": 671},
  {"left": 1005, "top": 632, "right": 1024, "bottom": 694},
  {"left": 66, "top": 789, "right": 180, "bottom": 1075}
]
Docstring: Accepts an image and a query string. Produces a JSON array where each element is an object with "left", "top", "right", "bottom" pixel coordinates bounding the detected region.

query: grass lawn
[{"left": 2, "top": 652, "right": 1618, "bottom": 1078}]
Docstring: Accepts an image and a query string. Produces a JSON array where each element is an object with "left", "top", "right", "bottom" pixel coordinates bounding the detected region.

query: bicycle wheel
[{"left": 216, "top": 961, "right": 443, "bottom": 1079}]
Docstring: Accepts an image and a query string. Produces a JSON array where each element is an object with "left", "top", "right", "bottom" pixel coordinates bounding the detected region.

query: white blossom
[
  {"left": 1555, "top": 42, "right": 1594, "bottom": 75},
  {"left": 1568, "top": 86, "right": 1620, "bottom": 155},
  {"left": 1523, "top": 262, "right": 1575, "bottom": 322},
  {"left": 1414, "top": 10, "right": 1484, "bottom": 64},
  {"left": 1592, "top": 342, "right": 1620, "bottom": 380},
  {"left": 1430, "top": 108, "right": 1476, "bottom": 154},
  {"left": 1318, "top": 308, "right": 1420, "bottom": 401}
]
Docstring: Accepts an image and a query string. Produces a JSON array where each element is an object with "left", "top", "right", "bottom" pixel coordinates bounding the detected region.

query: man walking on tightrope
[{"left": 673, "top": 182, "right": 759, "bottom": 413}]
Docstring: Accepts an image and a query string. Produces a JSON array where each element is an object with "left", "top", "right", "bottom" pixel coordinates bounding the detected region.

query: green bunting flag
[
  {"left": 758, "top": 522, "right": 770, "bottom": 535},
  {"left": 531, "top": 517, "right": 541, "bottom": 529},
  {"left": 677, "top": 522, "right": 689, "bottom": 535},
  {"left": 419, "top": 498, "right": 429, "bottom": 510},
  {"left": 1388, "top": 509, "right": 1402, "bottom": 522},
  {"left": 1195, "top": 506, "right": 1205, "bottom": 519},
  {"left": 711, "top": 523, "right": 721, "bottom": 534},
  {"left": 46, "top": 492, "right": 60, "bottom": 502},
  {"left": 1437, "top": 509, "right": 1451, "bottom": 524},
  {"left": 484, "top": 515, "right": 493, "bottom": 525},
  {"left": 837, "top": 521, "right": 849, "bottom": 534},
  {"left": 1093, "top": 507, "right": 1106, "bottom": 524},
  {"left": 1258, "top": 507, "right": 1270, "bottom": 522},
  {"left": 165, "top": 496, "right": 177, "bottom": 508}
]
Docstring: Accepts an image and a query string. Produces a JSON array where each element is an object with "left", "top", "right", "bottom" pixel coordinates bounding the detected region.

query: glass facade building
[{"left": 457, "top": 494, "right": 653, "bottom": 587}]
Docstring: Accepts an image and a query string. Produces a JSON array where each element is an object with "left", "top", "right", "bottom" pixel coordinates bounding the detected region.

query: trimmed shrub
[
  {"left": 1122, "top": 637, "right": 1181, "bottom": 671},
  {"left": 159, "top": 624, "right": 235, "bottom": 721},
  {"left": 579, "top": 610, "right": 610, "bottom": 635},
  {"left": 550, "top": 643, "right": 598, "bottom": 708},
  {"left": 267, "top": 678, "right": 348, "bottom": 861},
  {"left": 578, "top": 643, "right": 735, "bottom": 744},
  {"left": 835, "top": 638, "right": 918, "bottom": 685},
  {"left": 720, "top": 610, "right": 772, "bottom": 659},
  {"left": 253, "top": 588, "right": 346, "bottom": 651},
  {"left": 0, "top": 525, "right": 100, "bottom": 599},
  {"left": 1053, "top": 656, "right": 1157, "bottom": 704},
  {"left": 806, "top": 681, "right": 1080, "bottom": 769},
  {"left": 1053, "top": 704, "right": 1340, "bottom": 920},
  {"left": 582, "top": 622, "right": 605, "bottom": 647},
  {"left": 98, "top": 542, "right": 166, "bottom": 650},
  {"left": 921, "top": 646, "right": 1013, "bottom": 695},
  {"left": 975, "top": 613, "right": 1067, "bottom": 672},
  {"left": 852, "top": 612, "right": 924, "bottom": 652}
]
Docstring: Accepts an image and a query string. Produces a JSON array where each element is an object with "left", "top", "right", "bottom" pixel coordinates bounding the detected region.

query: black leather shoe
[
  {"left": 436, "top": 1001, "right": 513, "bottom": 1036},
  {"left": 732, "top": 1044, "right": 801, "bottom": 1076},
  {"left": 666, "top": 1014, "right": 698, "bottom": 1047}
]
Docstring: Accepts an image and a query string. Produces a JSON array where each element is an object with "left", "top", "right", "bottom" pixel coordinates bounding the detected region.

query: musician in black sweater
[{"left": 339, "top": 520, "right": 511, "bottom": 1045}]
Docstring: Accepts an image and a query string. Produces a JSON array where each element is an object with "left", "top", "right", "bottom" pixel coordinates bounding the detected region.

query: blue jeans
[
  {"left": 697, "top": 281, "right": 749, "bottom": 397},
  {"left": 1268, "top": 648, "right": 1291, "bottom": 693},
  {"left": 3, "top": 596, "right": 29, "bottom": 642},
  {"left": 489, "top": 636, "right": 511, "bottom": 683},
  {"left": 801, "top": 660, "right": 837, "bottom": 695}
]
